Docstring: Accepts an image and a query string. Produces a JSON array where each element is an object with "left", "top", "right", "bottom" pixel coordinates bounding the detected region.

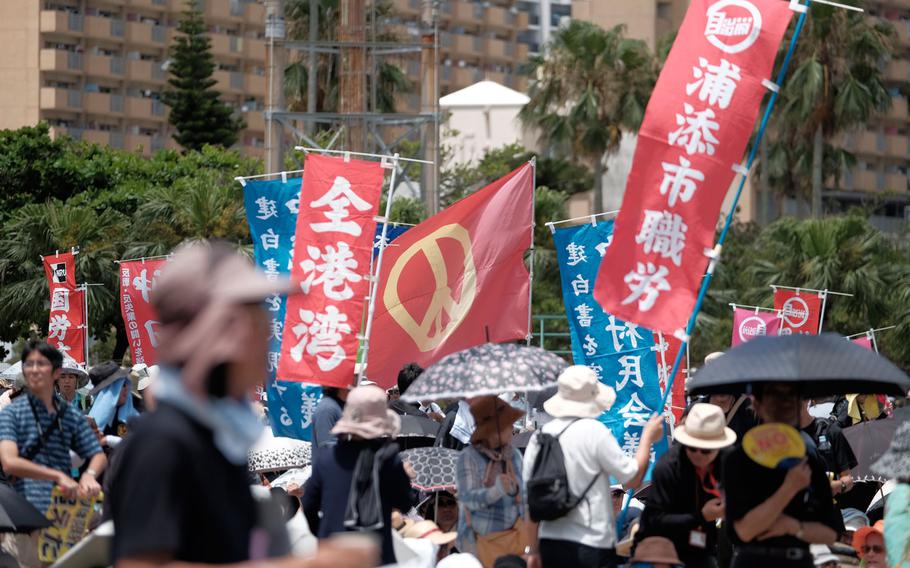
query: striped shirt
[
  {"left": 455, "top": 445, "right": 525, "bottom": 554},
  {"left": 0, "top": 393, "right": 102, "bottom": 513}
]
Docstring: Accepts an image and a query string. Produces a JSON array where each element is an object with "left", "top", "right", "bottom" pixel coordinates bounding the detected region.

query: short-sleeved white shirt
[{"left": 522, "top": 417, "right": 639, "bottom": 549}]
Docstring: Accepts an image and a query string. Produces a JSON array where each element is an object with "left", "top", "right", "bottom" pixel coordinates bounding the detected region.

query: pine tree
[{"left": 163, "top": 1, "right": 243, "bottom": 151}]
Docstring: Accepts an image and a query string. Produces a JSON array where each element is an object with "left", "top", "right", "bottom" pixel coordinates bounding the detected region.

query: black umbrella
[
  {"left": 400, "top": 447, "right": 460, "bottom": 492},
  {"left": 401, "top": 343, "right": 568, "bottom": 402},
  {"left": 0, "top": 485, "right": 52, "bottom": 533},
  {"left": 842, "top": 408, "right": 909, "bottom": 482},
  {"left": 687, "top": 334, "right": 910, "bottom": 397},
  {"left": 397, "top": 415, "right": 441, "bottom": 450}
]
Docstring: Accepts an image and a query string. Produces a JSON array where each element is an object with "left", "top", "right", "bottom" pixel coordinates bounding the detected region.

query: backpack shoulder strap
[{"left": 555, "top": 418, "right": 581, "bottom": 439}]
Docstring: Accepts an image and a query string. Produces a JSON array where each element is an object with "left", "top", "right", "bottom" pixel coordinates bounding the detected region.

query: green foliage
[
  {"left": 762, "top": 2, "right": 894, "bottom": 208},
  {"left": 693, "top": 215, "right": 910, "bottom": 370},
  {"left": 163, "top": 1, "right": 243, "bottom": 150}
]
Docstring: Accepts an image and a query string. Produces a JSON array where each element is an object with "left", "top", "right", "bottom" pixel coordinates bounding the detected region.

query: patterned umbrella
[
  {"left": 401, "top": 343, "right": 568, "bottom": 402},
  {"left": 248, "top": 436, "right": 312, "bottom": 473},
  {"left": 401, "top": 447, "right": 460, "bottom": 492}
]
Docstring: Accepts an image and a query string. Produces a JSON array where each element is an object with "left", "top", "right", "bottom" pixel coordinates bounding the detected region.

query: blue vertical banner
[
  {"left": 243, "top": 177, "right": 322, "bottom": 440},
  {"left": 553, "top": 221, "right": 668, "bottom": 470},
  {"left": 372, "top": 223, "right": 410, "bottom": 259}
]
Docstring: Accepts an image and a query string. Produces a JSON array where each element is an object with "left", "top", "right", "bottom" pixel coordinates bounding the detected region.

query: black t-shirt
[
  {"left": 722, "top": 435, "right": 844, "bottom": 548},
  {"left": 110, "top": 403, "right": 257, "bottom": 564},
  {"left": 801, "top": 418, "right": 857, "bottom": 475}
]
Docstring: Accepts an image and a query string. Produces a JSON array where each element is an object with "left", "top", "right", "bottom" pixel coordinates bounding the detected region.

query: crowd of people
[{"left": 0, "top": 243, "right": 907, "bottom": 568}]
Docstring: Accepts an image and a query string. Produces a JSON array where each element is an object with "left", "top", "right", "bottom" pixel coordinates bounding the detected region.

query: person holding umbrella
[{"left": 455, "top": 396, "right": 531, "bottom": 567}]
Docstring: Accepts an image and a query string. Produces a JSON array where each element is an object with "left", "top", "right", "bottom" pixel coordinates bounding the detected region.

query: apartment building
[
  {"left": 573, "top": 0, "right": 910, "bottom": 228},
  {"left": 516, "top": 0, "right": 571, "bottom": 54},
  {"left": 391, "top": 0, "right": 529, "bottom": 99},
  {"left": 0, "top": 0, "right": 268, "bottom": 158}
]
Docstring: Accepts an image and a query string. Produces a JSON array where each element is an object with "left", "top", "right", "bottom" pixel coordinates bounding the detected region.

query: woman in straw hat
[
  {"left": 636, "top": 403, "right": 737, "bottom": 568},
  {"left": 302, "top": 384, "right": 413, "bottom": 566},
  {"left": 454, "top": 396, "right": 531, "bottom": 567}
]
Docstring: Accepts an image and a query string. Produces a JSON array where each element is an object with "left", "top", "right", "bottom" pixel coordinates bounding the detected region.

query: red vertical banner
[
  {"left": 773, "top": 289, "right": 822, "bottom": 335},
  {"left": 731, "top": 308, "right": 781, "bottom": 346},
  {"left": 42, "top": 253, "right": 85, "bottom": 364},
  {"left": 593, "top": 0, "right": 793, "bottom": 335},
  {"left": 118, "top": 259, "right": 166, "bottom": 366},
  {"left": 278, "top": 154, "right": 384, "bottom": 388},
  {"left": 655, "top": 333, "right": 688, "bottom": 423}
]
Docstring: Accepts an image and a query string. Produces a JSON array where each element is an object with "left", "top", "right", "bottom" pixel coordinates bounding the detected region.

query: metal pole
[
  {"left": 357, "top": 154, "right": 399, "bottom": 383},
  {"left": 306, "top": 0, "right": 318, "bottom": 136},
  {"left": 817, "top": 289, "right": 829, "bottom": 333},
  {"left": 526, "top": 158, "right": 536, "bottom": 347},
  {"left": 82, "top": 284, "right": 89, "bottom": 367},
  {"left": 265, "top": 0, "right": 287, "bottom": 174}
]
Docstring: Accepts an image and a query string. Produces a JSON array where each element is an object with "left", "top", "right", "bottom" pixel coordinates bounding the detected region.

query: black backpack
[{"left": 526, "top": 419, "right": 600, "bottom": 522}]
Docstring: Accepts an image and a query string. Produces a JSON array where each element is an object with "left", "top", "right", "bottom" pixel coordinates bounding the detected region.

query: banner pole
[
  {"left": 357, "top": 154, "right": 400, "bottom": 385},
  {"left": 654, "top": 3, "right": 810, "bottom": 418},
  {"left": 817, "top": 289, "right": 829, "bottom": 333},
  {"left": 526, "top": 158, "right": 536, "bottom": 347},
  {"left": 83, "top": 284, "right": 89, "bottom": 367}
]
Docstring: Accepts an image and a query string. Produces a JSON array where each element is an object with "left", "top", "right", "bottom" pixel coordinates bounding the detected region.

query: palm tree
[
  {"left": 0, "top": 201, "right": 129, "bottom": 361},
  {"left": 283, "top": 0, "right": 411, "bottom": 114},
  {"left": 520, "top": 21, "right": 657, "bottom": 214},
  {"left": 765, "top": 3, "right": 894, "bottom": 217}
]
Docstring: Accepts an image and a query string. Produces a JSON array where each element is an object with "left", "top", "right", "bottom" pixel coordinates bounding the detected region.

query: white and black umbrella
[
  {"left": 248, "top": 435, "right": 312, "bottom": 474},
  {"left": 401, "top": 343, "right": 568, "bottom": 402},
  {"left": 401, "top": 447, "right": 460, "bottom": 492},
  {"left": 688, "top": 333, "right": 910, "bottom": 397}
]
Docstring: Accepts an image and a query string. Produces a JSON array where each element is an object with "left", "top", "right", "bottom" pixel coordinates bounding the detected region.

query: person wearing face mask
[
  {"left": 109, "top": 242, "right": 377, "bottom": 568},
  {"left": 635, "top": 403, "right": 737, "bottom": 568}
]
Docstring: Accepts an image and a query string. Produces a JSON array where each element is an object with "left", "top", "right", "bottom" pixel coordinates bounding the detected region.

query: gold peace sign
[{"left": 383, "top": 223, "right": 477, "bottom": 352}]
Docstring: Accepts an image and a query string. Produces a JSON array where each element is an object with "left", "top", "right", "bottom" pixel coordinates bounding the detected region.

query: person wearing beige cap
[
  {"left": 635, "top": 403, "right": 736, "bottom": 568},
  {"left": 302, "top": 384, "right": 413, "bottom": 566},
  {"left": 522, "top": 366, "right": 664, "bottom": 568},
  {"left": 109, "top": 242, "right": 377, "bottom": 568}
]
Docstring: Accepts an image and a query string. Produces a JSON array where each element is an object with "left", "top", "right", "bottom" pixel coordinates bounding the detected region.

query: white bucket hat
[
  {"left": 543, "top": 365, "right": 616, "bottom": 419},
  {"left": 673, "top": 403, "right": 737, "bottom": 450}
]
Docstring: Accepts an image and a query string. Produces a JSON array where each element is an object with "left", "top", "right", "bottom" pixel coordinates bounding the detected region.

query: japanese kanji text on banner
[
  {"left": 243, "top": 176, "right": 323, "bottom": 440},
  {"left": 593, "top": 0, "right": 793, "bottom": 335},
  {"left": 278, "top": 155, "right": 384, "bottom": 388},
  {"left": 773, "top": 289, "right": 822, "bottom": 335},
  {"left": 731, "top": 307, "right": 781, "bottom": 346},
  {"left": 119, "top": 260, "right": 166, "bottom": 366},
  {"left": 368, "top": 164, "right": 534, "bottom": 388},
  {"left": 43, "top": 252, "right": 85, "bottom": 364}
]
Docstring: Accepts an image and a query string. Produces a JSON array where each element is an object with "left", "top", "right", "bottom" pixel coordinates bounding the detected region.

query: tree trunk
[
  {"left": 811, "top": 126, "right": 823, "bottom": 218},
  {"left": 593, "top": 158, "right": 605, "bottom": 214}
]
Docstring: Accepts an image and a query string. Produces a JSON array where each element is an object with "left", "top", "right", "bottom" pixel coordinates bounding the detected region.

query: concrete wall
[
  {"left": 442, "top": 104, "right": 532, "bottom": 166},
  {"left": 0, "top": 0, "right": 40, "bottom": 130}
]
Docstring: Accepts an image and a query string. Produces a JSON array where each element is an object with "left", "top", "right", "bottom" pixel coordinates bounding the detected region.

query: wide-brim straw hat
[
  {"left": 630, "top": 536, "right": 683, "bottom": 565},
  {"left": 871, "top": 420, "right": 910, "bottom": 480},
  {"left": 332, "top": 385, "right": 401, "bottom": 440},
  {"left": 673, "top": 402, "right": 737, "bottom": 450},
  {"left": 88, "top": 361, "right": 130, "bottom": 397},
  {"left": 468, "top": 396, "right": 524, "bottom": 445},
  {"left": 543, "top": 365, "right": 615, "bottom": 419}
]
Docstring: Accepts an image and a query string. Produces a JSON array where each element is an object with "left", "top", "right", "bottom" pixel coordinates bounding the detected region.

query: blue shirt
[
  {"left": 311, "top": 396, "right": 343, "bottom": 449},
  {"left": 0, "top": 393, "right": 102, "bottom": 513},
  {"left": 455, "top": 445, "right": 525, "bottom": 554}
]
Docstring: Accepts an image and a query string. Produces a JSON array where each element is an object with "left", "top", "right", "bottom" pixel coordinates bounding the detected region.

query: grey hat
[{"left": 871, "top": 419, "right": 910, "bottom": 480}]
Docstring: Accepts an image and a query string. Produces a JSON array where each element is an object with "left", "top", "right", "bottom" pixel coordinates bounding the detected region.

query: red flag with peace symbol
[{"left": 366, "top": 164, "right": 535, "bottom": 388}]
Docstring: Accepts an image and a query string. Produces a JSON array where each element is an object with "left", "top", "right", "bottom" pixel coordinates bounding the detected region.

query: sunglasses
[
  {"left": 684, "top": 446, "right": 715, "bottom": 455},
  {"left": 862, "top": 545, "right": 884, "bottom": 554}
]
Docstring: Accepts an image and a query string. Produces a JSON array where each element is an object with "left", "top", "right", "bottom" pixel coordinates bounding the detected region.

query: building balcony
[
  {"left": 84, "top": 92, "right": 125, "bottom": 115},
  {"left": 85, "top": 54, "right": 126, "bottom": 79},
  {"left": 246, "top": 74, "right": 266, "bottom": 97},
  {"left": 886, "top": 59, "right": 909, "bottom": 83},
  {"left": 448, "top": 34, "right": 484, "bottom": 58},
  {"left": 128, "top": 0, "right": 169, "bottom": 10},
  {"left": 40, "top": 87, "right": 83, "bottom": 111},
  {"left": 126, "top": 21, "right": 168, "bottom": 47},
  {"left": 885, "top": 134, "right": 909, "bottom": 157},
  {"left": 845, "top": 169, "right": 878, "bottom": 192},
  {"left": 40, "top": 10, "right": 84, "bottom": 36},
  {"left": 245, "top": 1, "right": 265, "bottom": 24},
  {"left": 887, "top": 96, "right": 909, "bottom": 121},
  {"left": 451, "top": 66, "right": 484, "bottom": 87},
  {"left": 214, "top": 70, "right": 246, "bottom": 94},
  {"left": 897, "top": 20, "right": 910, "bottom": 47},
  {"left": 393, "top": 0, "right": 422, "bottom": 17},
  {"left": 452, "top": 1, "right": 483, "bottom": 25},
  {"left": 124, "top": 97, "right": 167, "bottom": 121},
  {"left": 246, "top": 39, "right": 266, "bottom": 61},
  {"left": 125, "top": 132, "right": 167, "bottom": 155},
  {"left": 244, "top": 110, "right": 265, "bottom": 132},
  {"left": 85, "top": 16, "right": 125, "bottom": 41},
  {"left": 486, "top": 37, "right": 525, "bottom": 61},
  {"left": 846, "top": 130, "right": 883, "bottom": 156},
  {"left": 40, "top": 49, "right": 84, "bottom": 74},
  {"left": 126, "top": 59, "right": 167, "bottom": 84},
  {"left": 486, "top": 6, "right": 526, "bottom": 30},
  {"left": 203, "top": 0, "right": 245, "bottom": 23},
  {"left": 884, "top": 172, "right": 909, "bottom": 192},
  {"left": 210, "top": 34, "right": 244, "bottom": 58}
]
